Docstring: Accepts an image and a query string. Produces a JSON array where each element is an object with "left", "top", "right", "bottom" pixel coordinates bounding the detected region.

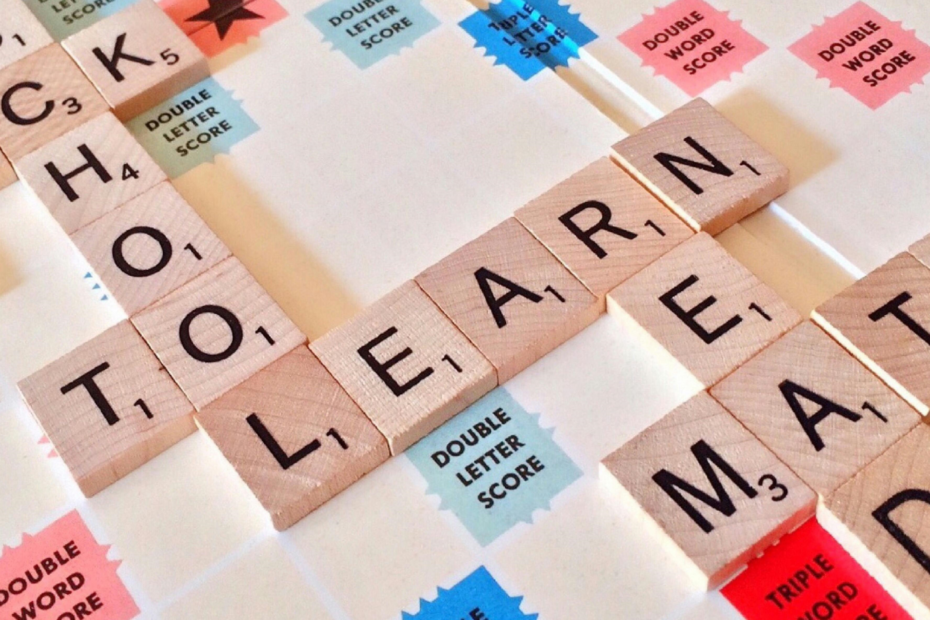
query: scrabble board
[{"left": 1, "top": 0, "right": 929, "bottom": 618}]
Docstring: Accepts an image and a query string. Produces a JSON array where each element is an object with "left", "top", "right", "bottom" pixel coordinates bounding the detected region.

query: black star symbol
[{"left": 187, "top": 0, "right": 264, "bottom": 40}]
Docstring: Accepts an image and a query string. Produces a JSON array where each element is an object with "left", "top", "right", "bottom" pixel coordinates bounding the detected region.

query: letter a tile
[
  {"left": 822, "top": 425, "right": 930, "bottom": 619},
  {"left": 311, "top": 281, "right": 496, "bottom": 455},
  {"left": 72, "top": 182, "right": 231, "bottom": 315},
  {"left": 197, "top": 346, "right": 389, "bottom": 530},
  {"left": 607, "top": 232, "right": 799, "bottom": 387},
  {"left": 132, "top": 256, "right": 306, "bottom": 410},
  {"left": 416, "top": 218, "right": 600, "bottom": 383},
  {"left": 612, "top": 98, "right": 789, "bottom": 235},
  {"left": 813, "top": 253, "right": 930, "bottom": 416},
  {"left": 62, "top": 0, "right": 209, "bottom": 120},
  {"left": 15, "top": 112, "right": 166, "bottom": 234},
  {"left": 601, "top": 392, "right": 816, "bottom": 590},
  {"left": 711, "top": 321, "right": 920, "bottom": 497},
  {"left": 515, "top": 157, "right": 693, "bottom": 306},
  {"left": 0, "top": 44, "right": 108, "bottom": 160},
  {"left": 17, "top": 321, "right": 195, "bottom": 496}
]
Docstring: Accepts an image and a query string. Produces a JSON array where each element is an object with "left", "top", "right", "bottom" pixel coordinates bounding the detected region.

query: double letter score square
[
  {"left": 15, "top": 112, "right": 166, "bottom": 234},
  {"left": 72, "top": 182, "right": 231, "bottom": 316},
  {"left": 198, "top": 347, "right": 389, "bottom": 530},
  {"left": 602, "top": 392, "right": 816, "bottom": 590},
  {"left": 133, "top": 256, "right": 306, "bottom": 410},
  {"left": 416, "top": 218, "right": 600, "bottom": 383},
  {"left": 813, "top": 253, "right": 930, "bottom": 415},
  {"left": 515, "top": 157, "right": 693, "bottom": 305},
  {"left": 612, "top": 98, "right": 789, "bottom": 235},
  {"left": 608, "top": 232, "right": 799, "bottom": 387},
  {"left": 17, "top": 321, "right": 196, "bottom": 496},
  {"left": 0, "top": 44, "right": 108, "bottom": 160},
  {"left": 62, "top": 0, "right": 209, "bottom": 120},
  {"left": 311, "top": 281, "right": 496, "bottom": 454},
  {"left": 711, "top": 322, "right": 920, "bottom": 497}
]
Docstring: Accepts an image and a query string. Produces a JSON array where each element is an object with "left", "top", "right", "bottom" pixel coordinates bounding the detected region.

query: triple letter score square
[
  {"left": 17, "top": 321, "right": 196, "bottom": 497},
  {"left": 608, "top": 232, "right": 799, "bottom": 387},
  {"left": 601, "top": 392, "right": 816, "bottom": 590},
  {"left": 311, "top": 281, "right": 496, "bottom": 455},
  {"left": 611, "top": 98, "right": 788, "bottom": 236}
]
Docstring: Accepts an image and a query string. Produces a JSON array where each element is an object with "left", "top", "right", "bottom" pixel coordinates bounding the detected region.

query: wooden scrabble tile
[
  {"left": 0, "top": 44, "right": 108, "bottom": 160},
  {"left": 197, "top": 346, "right": 389, "bottom": 530},
  {"left": 132, "top": 256, "right": 306, "bottom": 410},
  {"left": 0, "top": 0, "right": 53, "bottom": 71},
  {"left": 822, "top": 425, "right": 930, "bottom": 616},
  {"left": 813, "top": 253, "right": 930, "bottom": 416},
  {"left": 711, "top": 321, "right": 920, "bottom": 497},
  {"left": 602, "top": 392, "right": 816, "bottom": 590},
  {"left": 72, "top": 182, "right": 231, "bottom": 315},
  {"left": 515, "top": 157, "right": 693, "bottom": 306},
  {"left": 14, "top": 112, "right": 166, "bottom": 234},
  {"left": 311, "top": 281, "right": 496, "bottom": 454},
  {"left": 17, "top": 320, "right": 195, "bottom": 496},
  {"left": 907, "top": 233, "right": 930, "bottom": 270},
  {"left": 415, "top": 218, "right": 600, "bottom": 383},
  {"left": 0, "top": 151, "right": 15, "bottom": 190},
  {"left": 607, "top": 232, "right": 799, "bottom": 387},
  {"left": 62, "top": 0, "right": 209, "bottom": 120},
  {"left": 611, "top": 98, "right": 789, "bottom": 235}
]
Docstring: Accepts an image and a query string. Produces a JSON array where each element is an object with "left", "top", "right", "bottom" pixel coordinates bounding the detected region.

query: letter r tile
[
  {"left": 132, "top": 256, "right": 306, "bottom": 410},
  {"left": 607, "top": 232, "right": 799, "bottom": 387},
  {"left": 416, "top": 218, "right": 600, "bottom": 383},
  {"left": 813, "top": 253, "right": 930, "bottom": 416},
  {"left": 311, "top": 281, "right": 497, "bottom": 455},
  {"left": 17, "top": 320, "right": 195, "bottom": 496},
  {"left": 612, "top": 98, "right": 789, "bottom": 235},
  {"left": 822, "top": 425, "right": 930, "bottom": 617},
  {"left": 62, "top": 0, "right": 209, "bottom": 120},
  {"left": 197, "top": 346, "right": 389, "bottom": 530},
  {"left": 515, "top": 157, "right": 693, "bottom": 306},
  {"left": 601, "top": 392, "right": 816, "bottom": 590}
]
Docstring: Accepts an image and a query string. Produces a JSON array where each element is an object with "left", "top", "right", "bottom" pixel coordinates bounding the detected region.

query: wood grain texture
[
  {"left": 607, "top": 232, "right": 800, "bottom": 387},
  {"left": 0, "top": 0, "right": 53, "bottom": 71},
  {"left": 515, "top": 156, "right": 693, "bottom": 306},
  {"left": 416, "top": 218, "right": 600, "bottom": 383},
  {"left": 0, "top": 151, "right": 15, "bottom": 190},
  {"left": 611, "top": 98, "right": 789, "bottom": 235},
  {"left": 813, "top": 253, "right": 930, "bottom": 416},
  {"left": 711, "top": 321, "right": 920, "bottom": 497},
  {"left": 0, "top": 44, "right": 108, "bottom": 160},
  {"left": 824, "top": 424, "right": 930, "bottom": 614},
  {"left": 15, "top": 112, "right": 166, "bottom": 234},
  {"left": 197, "top": 346, "right": 389, "bottom": 530},
  {"left": 602, "top": 392, "right": 816, "bottom": 590},
  {"left": 311, "top": 281, "right": 496, "bottom": 455},
  {"left": 908, "top": 233, "right": 930, "bottom": 270},
  {"left": 72, "top": 181, "right": 230, "bottom": 315},
  {"left": 62, "top": 0, "right": 208, "bottom": 120},
  {"left": 17, "top": 320, "right": 195, "bottom": 496},
  {"left": 132, "top": 256, "right": 306, "bottom": 410}
]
